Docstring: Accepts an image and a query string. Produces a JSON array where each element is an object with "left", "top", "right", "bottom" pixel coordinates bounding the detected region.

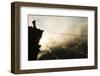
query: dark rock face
[{"left": 28, "top": 20, "right": 43, "bottom": 60}]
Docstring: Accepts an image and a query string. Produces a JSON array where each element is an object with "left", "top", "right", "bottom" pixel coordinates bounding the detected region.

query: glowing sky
[{"left": 28, "top": 15, "right": 88, "bottom": 51}]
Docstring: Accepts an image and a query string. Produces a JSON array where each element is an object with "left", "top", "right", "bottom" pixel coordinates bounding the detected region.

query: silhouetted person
[{"left": 28, "top": 20, "right": 43, "bottom": 60}]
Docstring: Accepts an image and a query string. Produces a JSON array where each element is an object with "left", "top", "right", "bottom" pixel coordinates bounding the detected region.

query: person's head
[
  {"left": 32, "top": 20, "right": 36, "bottom": 26},
  {"left": 32, "top": 20, "right": 37, "bottom": 29}
]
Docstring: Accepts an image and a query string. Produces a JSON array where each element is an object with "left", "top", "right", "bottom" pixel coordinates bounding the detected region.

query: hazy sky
[{"left": 28, "top": 15, "right": 88, "bottom": 51}]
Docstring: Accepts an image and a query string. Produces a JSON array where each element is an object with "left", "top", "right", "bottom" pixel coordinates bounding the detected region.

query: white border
[{"left": 20, "top": 6, "right": 95, "bottom": 70}]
